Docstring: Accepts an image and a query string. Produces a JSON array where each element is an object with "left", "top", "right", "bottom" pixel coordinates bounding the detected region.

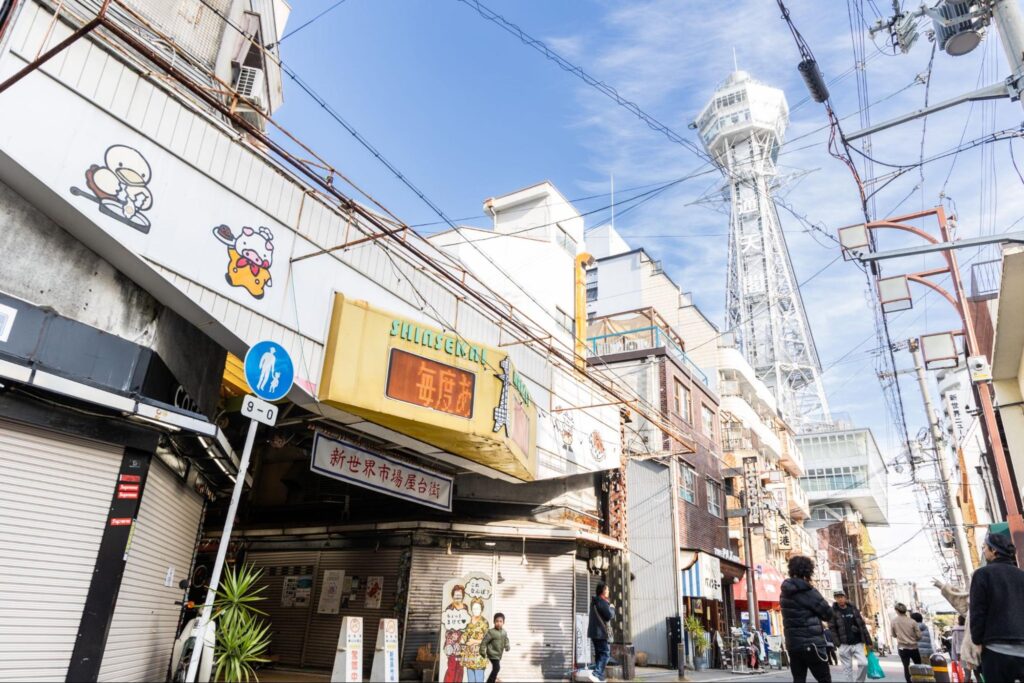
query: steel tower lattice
[{"left": 695, "top": 70, "right": 831, "bottom": 431}]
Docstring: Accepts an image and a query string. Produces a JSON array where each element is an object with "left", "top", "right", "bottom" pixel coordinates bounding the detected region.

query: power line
[{"left": 268, "top": 0, "right": 349, "bottom": 48}]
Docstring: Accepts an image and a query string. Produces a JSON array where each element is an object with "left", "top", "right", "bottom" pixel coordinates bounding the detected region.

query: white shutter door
[
  {"left": 98, "top": 457, "right": 204, "bottom": 682},
  {"left": 0, "top": 419, "right": 122, "bottom": 682}
]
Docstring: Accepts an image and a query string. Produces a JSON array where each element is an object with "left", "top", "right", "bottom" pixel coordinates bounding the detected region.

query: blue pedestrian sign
[{"left": 244, "top": 341, "right": 294, "bottom": 402}]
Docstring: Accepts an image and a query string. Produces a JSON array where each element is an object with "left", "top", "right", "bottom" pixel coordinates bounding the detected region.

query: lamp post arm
[
  {"left": 905, "top": 274, "right": 961, "bottom": 313},
  {"left": 854, "top": 231, "right": 1024, "bottom": 263}
]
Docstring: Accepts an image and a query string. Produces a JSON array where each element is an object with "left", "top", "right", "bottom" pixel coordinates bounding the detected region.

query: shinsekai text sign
[
  {"left": 310, "top": 432, "right": 453, "bottom": 511},
  {"left": 319, "top": 294, "right": 537, "bottom": 481}
]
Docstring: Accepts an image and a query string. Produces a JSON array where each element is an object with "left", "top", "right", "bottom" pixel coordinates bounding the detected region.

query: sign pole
[{"left": 184, "top": 417, "right": 260, "bottom": 683}]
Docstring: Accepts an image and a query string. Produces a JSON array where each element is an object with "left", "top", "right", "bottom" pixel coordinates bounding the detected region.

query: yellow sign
[{"left": 319, "top": 295, "right": 537, "bottom": 481}]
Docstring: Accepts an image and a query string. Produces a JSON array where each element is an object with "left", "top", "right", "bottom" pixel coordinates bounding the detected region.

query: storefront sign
[
  {"left": 742, "top": 456, "right": 762, "bottom": 525},
  {"left": 310, "top": 432, "right": 453, "bottom": 512},
  {"left": 765, "top": 482, "right": 787, "bottom": 513},
  {"left": 438, "top": 572, "right": 493, "bottom": 683},
  {"left": 318, "top": 570, "right": 345, "bottom": 615},
  {"left": 370, "top": 618, "right": 399, "bottom": 682},
  {"left": 713, "top": 547, "right": 742, "bottom": 564},
  {"left": 332, "top": 616, "right": 363, "bottom": 682},
  {"left": 681, "top": 551, "right": 723, "bottom": 601},
  {"left": 575, "top": 613, "right": 591, "bottom": 664},
  {"left": 777, "top": 521, "right": 792, "bottom": 550},
  {"left": 320, "top": 295, "right": 537, "bottom": 481}
]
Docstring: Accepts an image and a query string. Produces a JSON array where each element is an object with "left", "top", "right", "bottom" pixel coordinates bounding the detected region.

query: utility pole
[
  {"left": 993, "top": 0, "right": 1024, "bottom": 112},
  {"left": 742, "top": 489, "right": 760, "bottom": 630},
  {"left": 909, "top": 339, "right": 974, "bottom": 581},
  {"left": 668, "top": 455, "right": 686, "bottom": 667}
]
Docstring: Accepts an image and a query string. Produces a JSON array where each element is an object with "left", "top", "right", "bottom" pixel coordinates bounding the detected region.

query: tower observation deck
[{"left": 694, "top": 70, "right": 831, "bottom": 431}]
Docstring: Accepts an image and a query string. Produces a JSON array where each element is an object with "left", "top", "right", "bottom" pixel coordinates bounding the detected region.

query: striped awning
[{"left": 680, "top": 551, "right": 722, "bottom": 600}]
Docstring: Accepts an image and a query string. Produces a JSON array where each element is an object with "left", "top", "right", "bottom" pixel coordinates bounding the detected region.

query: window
[
  {"left": 555, "top": 307, "right": 573, "bottom": 335},
  {"left": 555, "top": 224, "right": 577, "bottom": 255},
  {"left": 706, "top": 479, "right": 722, "bottom": 516},
  {"left": 586, "top": 285, "right": 598, "bottom": 302},
  {"left": 679, "top": 465, "right": 696, "bottom": 504},
  {"left": 701, "top": 404, "right": 716, "bottom": 437},
  {"left": 674, "top": 380, "right": 690, "bottom": 422}
]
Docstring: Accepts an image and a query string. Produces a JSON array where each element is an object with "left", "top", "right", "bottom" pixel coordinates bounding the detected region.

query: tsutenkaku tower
[{"left": 694, "top": 70, "right": 831, "bottom": 431}]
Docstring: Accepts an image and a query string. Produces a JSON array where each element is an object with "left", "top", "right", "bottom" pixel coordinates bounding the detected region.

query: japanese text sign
[{"left": 310, "top": 432, "right": 453, "bottom": 512}]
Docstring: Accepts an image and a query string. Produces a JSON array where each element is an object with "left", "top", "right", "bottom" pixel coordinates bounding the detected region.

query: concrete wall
[{"left": 0, "top": 179, "right": 224, "bottom": 416}]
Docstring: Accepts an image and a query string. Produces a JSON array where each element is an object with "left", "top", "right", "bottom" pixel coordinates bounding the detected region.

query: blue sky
[{"left": 274, "top": 0, "right": 1023, "bottom": 606}]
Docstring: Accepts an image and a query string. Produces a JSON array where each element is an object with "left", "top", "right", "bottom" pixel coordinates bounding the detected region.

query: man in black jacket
[
  {"left": 780, "top": 555, "right": 834, "bottom": 683},
  {"left": 829, "top": 589, "right": 872, "bottom": 682},
  {"left": 586, "top": 582, "right": 615, "bottom": 683},
  {"left": 970, "top": 532, "right": 1024, "bottom": 682}
]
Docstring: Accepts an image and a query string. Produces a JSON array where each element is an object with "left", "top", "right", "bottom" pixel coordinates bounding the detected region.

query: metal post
[
  {"left": 184, "top": 418, "right": 260, "bottom": 683},
  {"left": 909, "top": 340, "right": 974, "bottom": 580},
  {"left": 936, "top": 208, "right": 1024, "bottom": 564},
  {"left": 993, "top": 0, "right": 1024, "bottom": 111},
  {"left": 668, "top": 455, "right": 686, "bottom": 665}
]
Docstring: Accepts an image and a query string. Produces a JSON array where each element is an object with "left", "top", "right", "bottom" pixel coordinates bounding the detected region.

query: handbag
[{"left": 866, "top": 650, "right": 885, "bottom": 679}]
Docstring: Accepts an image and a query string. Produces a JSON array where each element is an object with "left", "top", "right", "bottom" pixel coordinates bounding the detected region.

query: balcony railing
[{"left": 588, "top": 325, "right": 708, "bottom": 385}]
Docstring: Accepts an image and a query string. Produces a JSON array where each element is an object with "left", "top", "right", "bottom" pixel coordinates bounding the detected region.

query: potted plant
[
  {"left": 684, "top": 615, "right": 711, "bottom": 671},
  {"left": 213, "top": 563, "right": 272, "bottom": 682}
]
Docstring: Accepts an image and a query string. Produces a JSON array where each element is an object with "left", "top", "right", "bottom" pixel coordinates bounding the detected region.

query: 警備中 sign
[{"left": 310, "top": 432, "right": 453, "bottom": 511}]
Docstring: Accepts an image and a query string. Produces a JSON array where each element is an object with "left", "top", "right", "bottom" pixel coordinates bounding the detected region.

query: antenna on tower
[
  {"left": 610, "top": 174, "right": 615, "bottom": 230},
  {"left": 732, "top": 47, "right": 738, "bottom": 71}
]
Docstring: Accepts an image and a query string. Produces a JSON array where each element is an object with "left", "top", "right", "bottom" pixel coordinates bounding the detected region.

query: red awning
[{"left": 733, "top": 564, "right": 785, "bottom": 606}]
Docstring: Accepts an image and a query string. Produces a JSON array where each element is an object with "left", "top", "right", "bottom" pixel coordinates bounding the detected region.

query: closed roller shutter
[
  {"left": 403, "top": 547, "right": 493, "bottom": 670},
  {"left": 0, "top": 420, "right": 122, "bottom": 682},
  {"left": 247, "top": 548, "right": 405, "bottom": 675},
  {"left": 245, "top": 551, "right": 319, "bottom": 667},
  {"left": 404, "top": 545, "right": 574, "bottom": 681},
  {"left": 301, "top": 548, "right": 404, "bottom": 672},
  {"left": 493, "top": 548, "right": 574, "bottom": 681},
  {"left": 98, "top": 457, "right": 205, "bottom": 681}
]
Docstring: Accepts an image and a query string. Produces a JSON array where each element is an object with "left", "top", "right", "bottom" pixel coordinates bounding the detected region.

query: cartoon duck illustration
[
  {"left": 212, "top": 224, "right": 275, "bottom": 299},
  {"left": 70, "top": 145, "right": 154, "bottom": 233}
]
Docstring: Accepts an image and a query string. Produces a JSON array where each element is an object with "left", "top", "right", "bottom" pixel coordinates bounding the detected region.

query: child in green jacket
[{"left": 480, "top": 613, "right": 510, "bottom": 683}]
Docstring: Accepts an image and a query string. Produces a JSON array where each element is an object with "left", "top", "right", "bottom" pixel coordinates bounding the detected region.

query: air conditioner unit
[{"left": 234, "top": 65, "right": 265, "bottom": 106}]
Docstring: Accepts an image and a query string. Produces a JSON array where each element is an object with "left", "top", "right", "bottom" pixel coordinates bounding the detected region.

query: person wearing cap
[
  {"left": 828, "top": 589, "right": 872, "bottom": 682},
  {"left": 891, "top": 603, "right": 921, "bottom": 683},
  {"left": 969, "top": 531, "right": 1024, "bottom": 682}
]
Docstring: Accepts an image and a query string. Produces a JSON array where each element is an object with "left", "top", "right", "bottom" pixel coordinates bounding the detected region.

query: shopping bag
[{"left": 866, "top": 650, "right": 885, "bottom": 680}]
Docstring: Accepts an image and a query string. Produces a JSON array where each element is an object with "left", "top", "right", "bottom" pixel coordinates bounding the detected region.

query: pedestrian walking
[
  {"left": 480, "top": 612, "right": 510, "bottom": 683},
  {"left": 587, "top": 582, "right": 614, "bottom": 683},
  {"left": 969, "top": 531, "right": 1024, "bottom": 683},
  {"left": 933, "top": 576, "right": 979, "bottom": 682},
  {"left": 828, "top": 589, "right": 873, "bottom": 682},
  {"left": 912, "top": 612, "right": 933, "bottom": 659},
  {"left": 779, "top": 555, "right": 833, "bottom": 683},
  {"left": 891, "top": 603, "right": 921, "bottom": 683},
  {"left": 823, "top": 627, "right": 838, "bottom": 666}
]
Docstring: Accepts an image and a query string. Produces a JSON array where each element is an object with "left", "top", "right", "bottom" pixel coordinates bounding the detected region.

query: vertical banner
[
  {"left": 331, "top": 616, "right": 363, "bottom": 682},
  {"left": 319, "top": 570, "right": 346, "bottom": 615},
  {"left": 742, "top": 456, "right": 762, "bottom": 525},
  {"left": 365, "top": 576, "right": 384, "bottom": 609},
  {"left": 438, "top": 572, "right": 493, "bottom": 682},
  {"left": 370, "top": 618, "right": 400, "bottom": 682}
]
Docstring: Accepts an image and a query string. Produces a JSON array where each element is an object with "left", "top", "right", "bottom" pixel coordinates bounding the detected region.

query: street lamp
[
  {"left": 920, "top": 332, "right": 959, "bottom": 370},
  {"left": 878, "top": 275, "right": 913, "bottom": 312},
  {"left": 838, "top": 205, "right": 1024, "bottom": 566}
]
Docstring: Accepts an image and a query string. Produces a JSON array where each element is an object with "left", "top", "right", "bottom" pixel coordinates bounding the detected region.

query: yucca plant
[{"left": 212, "top": 564, "right": 271, "bottom": 682}]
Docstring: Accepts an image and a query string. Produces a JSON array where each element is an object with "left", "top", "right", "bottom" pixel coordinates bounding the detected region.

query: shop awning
[{"left": 733, "top": 563, "right": 785, "bottom": 606}]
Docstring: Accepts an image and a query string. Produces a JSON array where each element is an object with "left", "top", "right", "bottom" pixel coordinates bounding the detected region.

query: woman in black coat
[{"left": 780, "top": 555, "right": 834, "bottom": 683}]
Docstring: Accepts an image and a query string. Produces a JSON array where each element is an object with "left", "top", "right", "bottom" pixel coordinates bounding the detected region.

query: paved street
[{"left": 634, "top": 655, "right": 908, "bottom": 682}]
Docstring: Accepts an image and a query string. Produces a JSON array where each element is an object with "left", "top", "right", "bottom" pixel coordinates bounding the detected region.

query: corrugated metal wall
[
  {"left": 246, "top": 548, "right": 404, "bottom": 675},
  {"left": 626, "top": 459, "right": 677, "bottom": 666},
  {"left": 98, "top": 457, "right": 204, "bottom": 681},
  {"left": 404, "top": 545, "right": 575, "bottom": 681},
  {"left": 0, "top": 419, "right": 122, "bottom": 682}
]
